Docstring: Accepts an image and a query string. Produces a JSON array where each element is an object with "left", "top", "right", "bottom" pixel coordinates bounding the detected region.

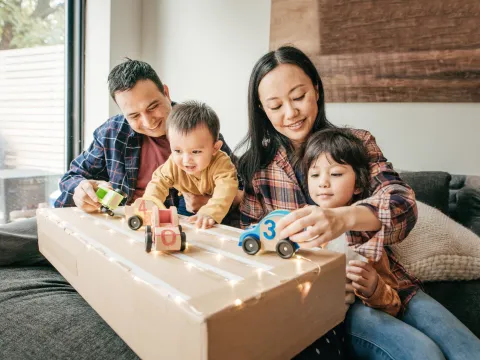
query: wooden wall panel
[{"left": 270, "top": 0, "right": 480, "bottom": 102}]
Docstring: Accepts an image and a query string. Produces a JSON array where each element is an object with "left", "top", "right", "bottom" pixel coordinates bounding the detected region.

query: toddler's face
[
  {"left": 307, "top": 153, "right": 360, "bottom": 209},
  {"left": 168, "top": 125, "right": 222, "bottom": 177}
]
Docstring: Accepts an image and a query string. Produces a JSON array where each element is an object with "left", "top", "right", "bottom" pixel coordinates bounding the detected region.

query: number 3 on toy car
[{"left": 263, "top": 219, "right": 276, "bottom": 240}]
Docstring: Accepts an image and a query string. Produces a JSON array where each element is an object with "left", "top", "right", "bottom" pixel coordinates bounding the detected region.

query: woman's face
[{"left": 258, "top": 64, "right": 319, "bottom": 147}]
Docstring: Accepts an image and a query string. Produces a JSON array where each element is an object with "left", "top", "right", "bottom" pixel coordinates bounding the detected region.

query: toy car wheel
[
  {"left": 180, "top": 232, "right": 187, "bottom": 252},
  {"left": 100, "top": 206, "right": 108, "bottom": 214},
  {"left": 242, "top": 236, "right": 261, "bottom": 255},
  {"left": 145, "top": 225, "right": 152, "bottom": 253},
  {"left": 114, "top": 188, "right": 128, "bottom": 198},
  {"left": 106, "top": 209, "right": 115, "bottom": 217},
  {"left": 276, "top": 239, "right": 295, "bottom": 259},
  {"left": 128, "top": 215, "right": 142, "bottom": 230}
]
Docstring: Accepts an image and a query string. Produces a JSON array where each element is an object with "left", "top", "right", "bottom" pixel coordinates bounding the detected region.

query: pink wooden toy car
[{"left": 144, "top": 206, "right": 187, "bottom": 253}]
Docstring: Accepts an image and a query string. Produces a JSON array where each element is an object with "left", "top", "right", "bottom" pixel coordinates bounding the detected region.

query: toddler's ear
[
  {"left": 213, "top": 140, "right": 223, "bottom": 153},
  {"left": 353, "top": 188, "right": 362, "bottom": 195}
]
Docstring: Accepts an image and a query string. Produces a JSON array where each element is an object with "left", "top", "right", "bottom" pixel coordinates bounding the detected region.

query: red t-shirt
[{"left": 132, "top": 135, "right": 171, "bottom": 201}]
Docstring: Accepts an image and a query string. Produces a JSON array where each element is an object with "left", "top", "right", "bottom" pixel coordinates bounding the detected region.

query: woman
[{"left": 237, "top": 46, "right": 480, "bottom": 359}]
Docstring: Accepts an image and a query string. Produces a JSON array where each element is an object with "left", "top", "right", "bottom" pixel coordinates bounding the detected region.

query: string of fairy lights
[{"left": 38, "top": 207, "right": 323, "bottom": 316}]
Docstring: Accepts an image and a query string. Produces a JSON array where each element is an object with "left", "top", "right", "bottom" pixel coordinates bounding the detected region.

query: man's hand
[
  {"left": 346, "top": 260, "right": 379, "bottom": 298},
  {"left": 182, "top": 193, "right": 211, "bottom": 214},
  {"left": 188, "top": 214, "right": 216, "bottom": 229},
  {"left": 73, "top": 180, "right": 112, "bottom": 213}
]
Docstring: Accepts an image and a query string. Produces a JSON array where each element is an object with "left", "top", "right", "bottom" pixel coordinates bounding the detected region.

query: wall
[
  {"left": 84, "top": 0, "right": 142, "bottom": 147},
  {"left": 327, "top": 103, "right": 480, "bottom": 175},
  {"left": 85, "top": 1, "right": 480, "bottom": 175},
  {"left": 141, "top": 0, "right": 271, "bottom": 152}
]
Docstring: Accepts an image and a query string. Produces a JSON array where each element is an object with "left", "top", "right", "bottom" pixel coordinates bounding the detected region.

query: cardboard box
[{"left": 37, "top": 207, "right": 346, "bottom": 360}]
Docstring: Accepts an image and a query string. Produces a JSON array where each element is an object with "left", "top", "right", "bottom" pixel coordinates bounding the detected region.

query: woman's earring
[{"left": 262, "top": 136, "right": 270, "bottom": 147}]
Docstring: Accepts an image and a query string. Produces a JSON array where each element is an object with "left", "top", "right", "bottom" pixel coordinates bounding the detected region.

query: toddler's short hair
[{"left": 167, "top": 100, "right": 220, "bottom": 141}]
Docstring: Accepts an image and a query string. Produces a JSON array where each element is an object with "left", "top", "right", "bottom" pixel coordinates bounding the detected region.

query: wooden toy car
[
  {"left": 144, "top": 206, "right": 187, "bottom": 253},
  {"left": 125, "top": 198, "right": 157, "bottom": 230},
  {"left": 95, "top": 186, "right": 127, "bottom": 216},
  {"left": 238, "top": 209, "right": 299, "bottom": 259}
]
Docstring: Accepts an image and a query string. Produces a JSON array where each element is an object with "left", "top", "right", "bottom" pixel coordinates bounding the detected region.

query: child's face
[
  {"left": 307, "top": 153, "right": 361, "bottom": 209},
  {"left": 168, "top": 125, "right": 222, "bottom": 177}
]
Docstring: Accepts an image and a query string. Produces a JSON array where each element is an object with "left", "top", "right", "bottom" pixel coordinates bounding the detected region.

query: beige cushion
[{"left": 390, "top": 202, "right": 480, "bottom": 281}]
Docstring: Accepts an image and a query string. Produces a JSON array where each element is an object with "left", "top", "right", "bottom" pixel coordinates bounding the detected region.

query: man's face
[{"left": 114, "top": 79, "right": 172, "bottom": 137}]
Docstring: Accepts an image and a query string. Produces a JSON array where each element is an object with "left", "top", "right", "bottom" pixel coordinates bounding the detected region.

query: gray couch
[
  {"left": 399, "top": 171, "right": 480, "bottom": 338},
  {"left": 0, "top": 171, "right": 479, "bottom": 359}
]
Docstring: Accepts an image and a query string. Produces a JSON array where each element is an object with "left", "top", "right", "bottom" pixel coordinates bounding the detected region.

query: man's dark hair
[
  {"left": 107, "top": 58, "right": 164, "bottom": 100},
  {"left": 167, "top": 100, "right": 220, "bottom": 141},
  {"left": 301, "top": 128, "right": 371, "bottom": 200}
]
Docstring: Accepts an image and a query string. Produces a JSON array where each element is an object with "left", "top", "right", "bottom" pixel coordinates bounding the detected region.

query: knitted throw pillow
[{"left": 390, "top": 202, "right": 480, "bottom": 282}]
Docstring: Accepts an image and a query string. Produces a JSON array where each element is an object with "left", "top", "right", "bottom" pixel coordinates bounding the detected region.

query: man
[
  {"left": 56, "top": 59, "right": 238, "bottom": 215},
  {"left": 0, "top": 59, "right": 238, "bottom": 359}
]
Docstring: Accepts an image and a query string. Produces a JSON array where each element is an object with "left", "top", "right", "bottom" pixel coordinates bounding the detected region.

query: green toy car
[{"left": 95, "top": 186, "right": 127, "bottom": 216}]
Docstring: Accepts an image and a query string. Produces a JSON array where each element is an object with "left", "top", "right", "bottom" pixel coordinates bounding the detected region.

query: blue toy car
[{"left": 238, "top": 209, "right": 300, "bottom": 259}]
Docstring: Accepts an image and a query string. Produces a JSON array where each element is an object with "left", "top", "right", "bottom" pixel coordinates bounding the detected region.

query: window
[{"left": 0, "top": 0, "right": 69, "bottom": 223}]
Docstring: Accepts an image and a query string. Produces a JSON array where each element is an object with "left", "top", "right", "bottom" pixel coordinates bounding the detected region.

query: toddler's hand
[
  {"left": 346, "top": 260, "right": 379, "bottom": 298},
  {"left": 188, "top": 214, "right": 216, "bottom": 229}
]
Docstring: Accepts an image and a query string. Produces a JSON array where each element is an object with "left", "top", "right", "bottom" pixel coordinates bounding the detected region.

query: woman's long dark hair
[{"left": 236, "top": 46, "right": 334, "bottom": 190}]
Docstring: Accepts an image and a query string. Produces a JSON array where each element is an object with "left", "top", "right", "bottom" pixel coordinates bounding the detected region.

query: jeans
[{"left": 345, "top": 290, "right": 480, "bottom": 360}]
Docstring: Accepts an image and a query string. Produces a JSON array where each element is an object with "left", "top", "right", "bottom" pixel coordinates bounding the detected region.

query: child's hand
[
  {"left": 188, "top": 214, "right": 216, "bottom": 229},
  {"left": 346, "top": 260, "right": 379, "bottom": 298},
  {"left": 183, "top": 193, "right": 211, "bottom": 213}
]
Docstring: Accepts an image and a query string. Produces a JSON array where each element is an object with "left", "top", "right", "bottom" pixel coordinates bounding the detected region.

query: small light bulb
[{"left": 234, "top": 299, "right": 242, "bottom": 306}]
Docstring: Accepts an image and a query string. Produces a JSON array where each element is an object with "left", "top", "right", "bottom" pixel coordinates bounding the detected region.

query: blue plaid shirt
[{"left": 55, "top": 114, "right": 234, "bottom": 208}]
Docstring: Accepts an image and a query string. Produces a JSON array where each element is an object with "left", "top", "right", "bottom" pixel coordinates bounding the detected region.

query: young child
[
  {"left": 302, "top": 128, "right": 401, "bottom": 316},
  {"left": 142, "top": 101, "right": 238, "bottom": 229}
]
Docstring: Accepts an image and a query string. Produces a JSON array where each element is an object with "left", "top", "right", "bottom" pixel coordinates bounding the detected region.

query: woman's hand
[
  {"left": 346, "top": 260, "right": 379, "bottom": 298},
  {"left": 188, "top": 214, "right": 216, "bottom": 229},
  {"left": 182, "top": 193, "right": 211, "bottom": 213},
  {"left": 276, "top": 206, "right": 348, "bottom": 248}
]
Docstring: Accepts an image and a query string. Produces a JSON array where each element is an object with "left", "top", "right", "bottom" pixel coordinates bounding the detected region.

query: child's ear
[
  {"left": 213, "top": 140, "right": 223, "bottom": 153},
  {"left": 353, "top": 188, "right": 362, "bottom": 195}
]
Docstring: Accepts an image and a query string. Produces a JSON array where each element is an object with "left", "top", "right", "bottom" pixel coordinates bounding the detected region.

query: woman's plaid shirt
[{"left": 240, "top": 129, "right": 421, "bottom": 309}]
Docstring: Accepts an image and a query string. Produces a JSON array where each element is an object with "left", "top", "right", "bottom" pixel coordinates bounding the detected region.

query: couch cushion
[
  {"left": 399, "top": 171, "right": 451, "bottom": 215},
  {"left": 454, "top": 187, "right": 480, "bottom": 237},
  {"left": 0, "top": 266, "right": 139, "bottom": 359},
  {"left": 390, "top": 202, "right": 480, "bottom": 281}
]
